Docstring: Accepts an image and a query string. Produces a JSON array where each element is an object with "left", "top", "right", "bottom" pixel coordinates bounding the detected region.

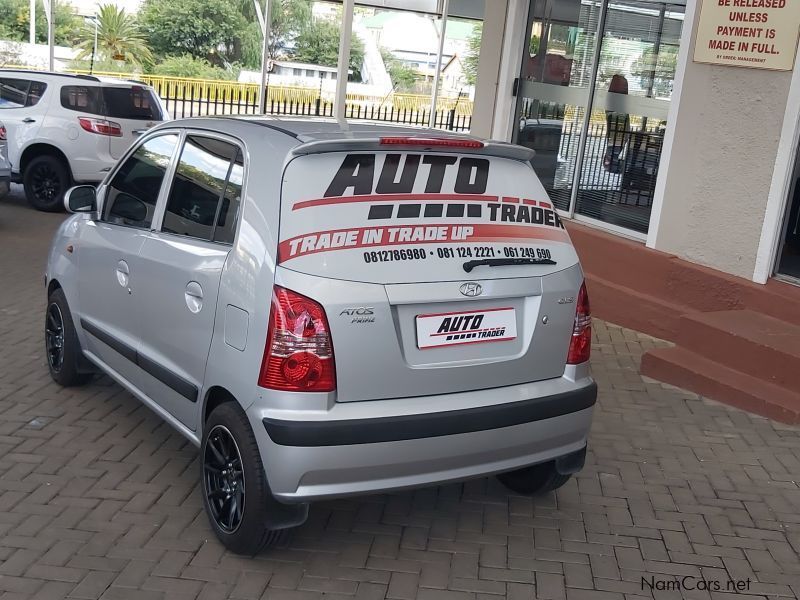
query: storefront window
[
  {"left": 515, "top": 0, "right": 601, "bottom": 211},
  {"left": 514, "top": 0, "right": 685, "bottom": 234},
  {"left": 575, "top": 1, "right": 684, "bottom": 233}
]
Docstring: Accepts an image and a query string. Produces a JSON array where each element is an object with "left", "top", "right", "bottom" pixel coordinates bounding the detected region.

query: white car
[
  {"left": 0, "top": 121, "right": 9, "bottom": 198},
  {"left": 0, "top": 70, "right": 168, "bottom": 211},
  {"left": 46, "top": 118, "right": 596, "bottom": 555}
]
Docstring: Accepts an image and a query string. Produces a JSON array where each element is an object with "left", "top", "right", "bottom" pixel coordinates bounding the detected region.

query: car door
[
  {"left": 135, "top": 133, "right": 244, "bottom": 431},
  {"left": 76, "top": 132, "right": 180, "bottom": 390},
  {"left": 0, "top": 77, "right": 48, "bottom": 172}
]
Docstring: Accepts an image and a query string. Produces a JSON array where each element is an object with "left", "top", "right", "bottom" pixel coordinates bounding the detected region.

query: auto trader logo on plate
[{"left": 416, "top": 307, "right": 517, "bottom": 349}]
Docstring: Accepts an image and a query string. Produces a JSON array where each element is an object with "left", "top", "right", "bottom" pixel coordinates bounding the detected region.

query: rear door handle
[
  {"left": 22, "top": 117, "right": 36, "bottom": 123},
  {"left": 116, "top": 260, "right": 130, "bottom": 291},
  {"left": 185, "top": 281, "right": 203, "bottom": 313}
]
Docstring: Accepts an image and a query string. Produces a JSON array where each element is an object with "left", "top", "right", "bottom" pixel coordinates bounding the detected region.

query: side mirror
[{"left": 64, "top": 185, "right": 96, "bottom": 213}]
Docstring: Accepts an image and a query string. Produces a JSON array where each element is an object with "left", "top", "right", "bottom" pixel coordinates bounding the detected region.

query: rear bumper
[
  {"left": 248, "top": 374, "right": 597, "bottom": 502},
  {"left": 263, "top": 383, "right": 596, "bottom": 446}
]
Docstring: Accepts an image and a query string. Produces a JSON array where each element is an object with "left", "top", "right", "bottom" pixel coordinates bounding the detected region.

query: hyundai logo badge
[{"left": 459, "top": 282, "right": 483, "bottom": 297}]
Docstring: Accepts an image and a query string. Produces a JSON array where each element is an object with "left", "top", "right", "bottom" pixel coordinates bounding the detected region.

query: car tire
[
  {"left": 45, "top": 288, "right": 92, "bottom": 387},
  {"left": 24, "top": 155, "right": 70, "bottom": 212},
  {"left": 496, "top": 461, "right": 571, "bottom": 496},
  {"left": 201, "top": 403, "right": 284, "bottom": 555}
]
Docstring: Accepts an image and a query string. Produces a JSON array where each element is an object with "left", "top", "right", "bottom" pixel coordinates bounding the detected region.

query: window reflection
[{"left": 514, "top": 0, "right": 684, "bottom": 234}]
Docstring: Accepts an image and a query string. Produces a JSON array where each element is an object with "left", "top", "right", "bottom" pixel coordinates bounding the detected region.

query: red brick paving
[{"left": 1, "top": 189, "right": 798, "bottom": 599}]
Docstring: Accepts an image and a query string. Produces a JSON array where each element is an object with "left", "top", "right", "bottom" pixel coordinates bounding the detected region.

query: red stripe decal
[
  {"left": 278, "top": 223, "right": 569, "bottom": 262},
  {"left": 522, "top": 199, "right": 537, "bottom": 206},
  {"left": 293, "top": 193, "right": 500, "bottom": 211},
  {"left": 502, "top": 196, "right": 520, "bottom": 203},
  {"left": 539, "top": 201, "right": 552, "bottom": 209},
  {"left": 431, "top": 327, "right": 505, "bottom": 337}
]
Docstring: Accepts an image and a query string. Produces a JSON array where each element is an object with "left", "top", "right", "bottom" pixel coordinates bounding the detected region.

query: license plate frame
[{"left": 415, "top": 307, "right": 517, "bottom": 349}]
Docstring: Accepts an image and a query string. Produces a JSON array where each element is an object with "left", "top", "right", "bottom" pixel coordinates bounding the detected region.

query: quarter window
[
  {"left": 162, "top": 136, "right": 243, "bottom": 244},
  {"left": 60, "top": 85, "right": 162, "bottom": 120},
  {"left": 214, "top": 150, "right": 243, "bottom": 245},
  {"left": 103, "top": 134, "right": 179, "bottom": 228}
]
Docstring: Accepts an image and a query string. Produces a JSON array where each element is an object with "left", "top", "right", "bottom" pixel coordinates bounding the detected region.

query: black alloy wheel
[
  {"left": 203, "top": 424, "right": 246, "bottom": 533},
  {"left": 30, "top": 161, "right": 61, "bottom": 202},
  {"left": 45, "top": 302, "right": 65, "bottom": 373},
  {"left": 24, "top": 155, "right": 70, "bottom": 212}
]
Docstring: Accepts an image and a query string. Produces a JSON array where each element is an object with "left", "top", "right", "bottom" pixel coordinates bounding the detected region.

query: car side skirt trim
[
  {"left": 81, "top": 318, "right": 137, "bottom": 363},
  {"left": 80, "top": 318, "right": 198, "bottom": 403},
  {"left": 262, "top": 383, "right": 597, "bottom": 447}
]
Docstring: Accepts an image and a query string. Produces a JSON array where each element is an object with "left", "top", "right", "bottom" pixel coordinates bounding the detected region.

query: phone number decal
[{"left": 362, "top": 246, "right": 552, "bottom": 263}]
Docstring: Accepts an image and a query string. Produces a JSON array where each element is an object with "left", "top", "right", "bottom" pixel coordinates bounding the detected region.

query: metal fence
[
  {"left": 146, "top": 79, "right": 472, "bottom": 131},
  {"left": 43, "top": 68, "right": 473, "bottom": 131},
  {"left": 517, "top": 100, "right": 665, "bottom": 233}
]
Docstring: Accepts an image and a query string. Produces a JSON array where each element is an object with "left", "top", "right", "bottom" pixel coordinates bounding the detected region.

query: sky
[{"left": 66, "top": 0, "right": 142, "bottom": 17}]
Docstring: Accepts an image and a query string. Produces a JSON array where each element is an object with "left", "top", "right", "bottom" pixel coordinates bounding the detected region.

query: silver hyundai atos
[{"left": 45, "top": 117, "right": 596, "bottom": 554}]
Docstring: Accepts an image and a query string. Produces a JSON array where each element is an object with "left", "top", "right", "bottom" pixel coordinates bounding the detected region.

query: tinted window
[
  {"left": 0, "top": 78, "right": 47, "bottom": 109},
  {"left": 103, "top": 87, "right": 162, "bottom": 120},
  {"left": 61, "top": 86, "right": 104, "bottom": 114},
  {"left": 103, "top": 134, "right": 178, "bottom": 228},
  {"left": 26, "top": 82, "right": 47, "bottom": 106},
  {"left": 162, "top": 136, "right": 241, "bottom": 243},
  {"left": 61, "top": 85, "right": 162, "bottom": 120}
]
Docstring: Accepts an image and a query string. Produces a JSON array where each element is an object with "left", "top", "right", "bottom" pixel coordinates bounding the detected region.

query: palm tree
[{"left": 77, "top": 4, "right": 153, "bottom": 68}]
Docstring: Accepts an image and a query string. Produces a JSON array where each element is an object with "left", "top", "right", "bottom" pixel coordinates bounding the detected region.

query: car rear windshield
[
  {"left": 277, "top": 151, "right": 577, "bottom": 284},
  {"left": 60, "top": 85, "right": 163, "bottom": 120}
]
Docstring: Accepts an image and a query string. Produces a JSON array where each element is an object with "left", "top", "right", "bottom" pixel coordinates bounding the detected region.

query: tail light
[
  {"left": 78, "top": 117, "right": 122, "bottom": 137},
  {"left": 566, "top": 282, "right": 591, "bottom": 364},
  {"left": 258, "top": 286, "right": 336, "bottom": 392},
  {"left": 379, "top": 136, "right": 484, "bottom": 149},
  {"left": 0, "top": 126, "right": 6, "bottom": 141}
]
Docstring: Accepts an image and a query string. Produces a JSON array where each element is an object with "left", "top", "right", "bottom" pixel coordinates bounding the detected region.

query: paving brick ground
[{"left": 1, "top": 188, "right": 799, "bottom": 600}]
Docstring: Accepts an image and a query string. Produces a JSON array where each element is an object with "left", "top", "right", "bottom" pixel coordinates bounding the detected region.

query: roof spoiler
[{"left": 290, "top": 137, "right": 536, "bottom": 162}]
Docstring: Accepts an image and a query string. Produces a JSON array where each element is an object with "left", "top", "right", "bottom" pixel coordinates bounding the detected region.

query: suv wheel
[
  {"left": 45, "top": 288, "right": 92, "bottom": 386},
  {"left": 496, "top": 461, "right": 571, "bottom": 495},
  {"left": 201, "top": 403, "right": 283, "bottom": 554},
  {"left": 24, "top": 155, "right": 70, "bottom": 212}
]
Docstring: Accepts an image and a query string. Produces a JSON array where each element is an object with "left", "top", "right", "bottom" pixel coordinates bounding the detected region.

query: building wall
[{"left": 649, "top": 2, "right": 795, "bottom": 279}]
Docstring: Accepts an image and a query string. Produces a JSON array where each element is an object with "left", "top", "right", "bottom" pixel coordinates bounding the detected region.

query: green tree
[
  {"left": 631, "top": 44, "right": 679, "bottom": 95},
  {"left": 381, "top": 48, "right": 418, "bottom": 92},
  {"left": 264, "top": 0, "right": 312, "bottom": 60},
  {"left": 463, "top": 23, "right": 481, "bottom": 86},
  {"left": 139, "top": 0, "right": 246, "bottom": 64},
  {"left": 0, "top": 0, "right": 81, "bottom": 46},
  {"left": 292, "top": 19, "right": 364, "bottom": 80},
  {"left": 152, "top": 53, "right": 238, "bottom": 79},
  {"left": 77, "top": 4, "right": 153, "bottom": 68}
]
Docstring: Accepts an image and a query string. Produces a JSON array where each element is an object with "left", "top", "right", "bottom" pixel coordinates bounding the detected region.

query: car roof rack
[{"left": 0, "top": 69, "right": 100, "bottom": 82}]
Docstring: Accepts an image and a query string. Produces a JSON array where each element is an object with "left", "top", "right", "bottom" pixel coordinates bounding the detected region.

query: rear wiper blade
[{"left": 462, "top": 257, "right": 557, "bottom": 273}]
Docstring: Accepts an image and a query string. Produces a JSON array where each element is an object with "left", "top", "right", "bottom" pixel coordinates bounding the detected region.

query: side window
[
  {"left": 26, "top": 81, "right": 47, "bottom": 106},
  {"left": 161, "top": 136, "right": 242, "bottom": 244},
  {"left": 0, "top": 78, "right": 31, "bottom": 108},
  {"left": 103, "top": 134, "right": 179, "bottom": 228},
  {"left": 60, "top": 86, "right": 104, "bottom": 115}
]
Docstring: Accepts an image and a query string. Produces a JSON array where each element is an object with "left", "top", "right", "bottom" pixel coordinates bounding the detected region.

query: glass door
[
  {"left": 575, "top": 0, "right": 684, "bottom": 233},
  {"left": 513, "top": 0, "right": 602, "bottom": 211},
  {"left": 514, "top": 0, "right": 685, "bottom": 235}
]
